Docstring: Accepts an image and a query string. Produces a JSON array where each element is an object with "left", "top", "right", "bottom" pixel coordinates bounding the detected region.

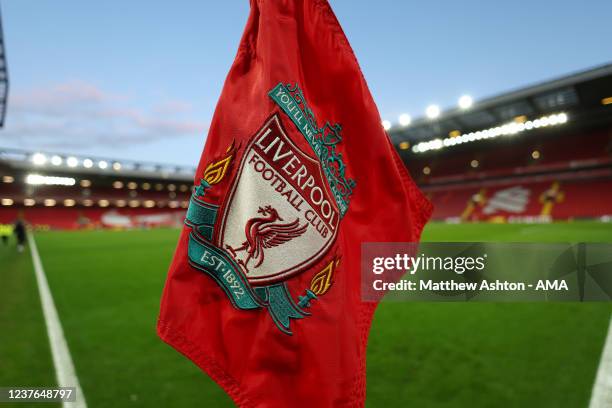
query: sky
[{"left": 2, "top": 0, "right": 611, "bottom": 166}]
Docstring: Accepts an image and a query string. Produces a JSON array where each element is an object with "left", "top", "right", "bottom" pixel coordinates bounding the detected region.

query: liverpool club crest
[{"left": 184, "top": 83, "right": 355, "bottom": 335}]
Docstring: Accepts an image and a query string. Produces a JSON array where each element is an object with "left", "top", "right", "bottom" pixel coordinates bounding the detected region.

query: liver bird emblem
[{"left": 226, "top": 205, "right": 308, "bottom": 272}]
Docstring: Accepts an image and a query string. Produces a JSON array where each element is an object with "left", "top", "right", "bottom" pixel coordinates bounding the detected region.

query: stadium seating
[
  {"left": 423, "top": 176, "right": 612, "bottom": 221},
  {"left": 0, "top": 180, "right": 191, "bottom": 229},
  {"left": 413, "top": 127, "right": 612, "bottom": 221}
]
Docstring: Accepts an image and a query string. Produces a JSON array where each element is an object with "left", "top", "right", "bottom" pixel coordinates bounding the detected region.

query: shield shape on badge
[{"left": 217, "top": 114, "right": 340, "bottom": 286}]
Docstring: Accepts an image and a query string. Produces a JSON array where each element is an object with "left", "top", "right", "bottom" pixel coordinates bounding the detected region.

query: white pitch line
[
  {"left": 28, "top": 234, "right": 87, "bottom": 408},
  {"left": 589, "top": 315, "right": 612, "bottom": 408}
]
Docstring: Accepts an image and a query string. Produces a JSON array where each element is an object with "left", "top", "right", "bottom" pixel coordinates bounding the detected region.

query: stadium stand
[
  {"left": 423, "top": 176, "right": 612, "bottom": 222},
  {"left": 0, "top": 150, "right": 193, "bottom": 229},
  {"left": 409, "top": 127, "right": 611, "bottom": 183},
  {"left": 389, "top": 64, "right": 612, "bottom": 222}
]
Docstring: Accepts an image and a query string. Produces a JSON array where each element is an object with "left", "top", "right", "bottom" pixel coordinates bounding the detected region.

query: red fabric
[{"left": 157, "top": 1, "right": 432, "bottom": 407}]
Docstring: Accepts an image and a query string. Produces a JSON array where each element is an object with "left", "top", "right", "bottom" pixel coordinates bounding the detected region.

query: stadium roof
[
  {"left": 0, "top": 147, "right": 195, "bottom": 182},
  {"left": 388, "top": 63, "right": 612, "bottom": 150}
]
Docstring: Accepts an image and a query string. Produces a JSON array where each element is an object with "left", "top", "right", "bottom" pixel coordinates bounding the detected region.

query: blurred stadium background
[
  {"left": 388, "top": 63, "right": 612, "bottom": 224},
  {"left": 1, "top": 6, "right": 612, "bottom": 408},
  {"left": 2, "top": 65, "right": 612, "bottom": 229}
]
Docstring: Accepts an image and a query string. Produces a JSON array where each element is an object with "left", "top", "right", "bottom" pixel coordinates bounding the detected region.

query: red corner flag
[{"left": 157, "top": 0, "right": 432, "bottom": 406}]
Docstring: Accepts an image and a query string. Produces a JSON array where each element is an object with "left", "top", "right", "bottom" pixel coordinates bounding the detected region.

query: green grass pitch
[{"left": 0, "top": 221, "right": 611, "bottom": 407}]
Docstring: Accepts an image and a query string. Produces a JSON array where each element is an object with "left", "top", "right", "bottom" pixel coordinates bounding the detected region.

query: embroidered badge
[{"left": 184, "top": 83, "right": 355, "bottom": 335}]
